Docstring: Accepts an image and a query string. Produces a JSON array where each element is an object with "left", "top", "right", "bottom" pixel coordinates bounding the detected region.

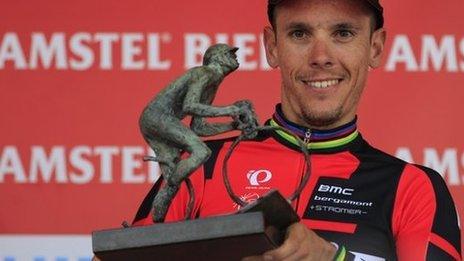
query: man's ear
[
  {"left": 263, "top": 26, "right": 279, "bottom": 68},
  {"left": 369, "top": 28, "right": 386, "bottom": 68}
]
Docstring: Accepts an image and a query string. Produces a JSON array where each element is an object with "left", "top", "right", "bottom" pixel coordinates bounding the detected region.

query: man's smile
[{"left": 301, "top": 79, "right": 342, "bottom": 89}]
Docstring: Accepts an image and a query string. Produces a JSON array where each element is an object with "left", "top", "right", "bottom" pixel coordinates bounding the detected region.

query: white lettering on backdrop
[{"left": 0, "top": 145, "right": 159, "bottom": 184}]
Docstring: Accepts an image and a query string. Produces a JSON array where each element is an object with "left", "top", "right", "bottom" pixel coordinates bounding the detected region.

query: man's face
[{"left": 264, "top": 0, "right": 386, "bottom": 129}]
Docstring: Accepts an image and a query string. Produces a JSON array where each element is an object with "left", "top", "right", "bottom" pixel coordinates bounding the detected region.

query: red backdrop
[{"left": 1, "top": 0, "right": 463, "bottom": 257}]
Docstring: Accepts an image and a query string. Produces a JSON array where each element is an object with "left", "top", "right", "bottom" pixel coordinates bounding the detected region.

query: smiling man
[
  {"left": 132, "top": 0, "right": 461, "bottom": 260},
  {"left": 265, "top": 0, "right": 384, "bottom": 130}
]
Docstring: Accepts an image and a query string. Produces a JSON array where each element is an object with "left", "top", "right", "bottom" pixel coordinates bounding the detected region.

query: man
[{"left": 133, "top": 0, "right": 461, "bottom": 260}]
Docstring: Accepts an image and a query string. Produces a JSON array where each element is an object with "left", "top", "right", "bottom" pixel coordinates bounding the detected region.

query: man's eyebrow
[
  {"left": 332, "top": 22, "right": 361, "bottom": 31},
  {"left": 284, "top": 22, "right": 313, "bottom": 31},
  {"left": 283, "top": 22, "right": 362, "bottom": 32}
]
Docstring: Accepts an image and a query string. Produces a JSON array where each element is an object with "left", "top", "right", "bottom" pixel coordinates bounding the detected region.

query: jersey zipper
[
  {"left": 295, "top": 129, "right": 311, "bottom": 212},
  {"left": 303, "top": 129, "right": 312, "bottom": 144}
]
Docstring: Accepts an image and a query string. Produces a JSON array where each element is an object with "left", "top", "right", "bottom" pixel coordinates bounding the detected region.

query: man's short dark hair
[{"left": 267, "top": 0, "right": 384, "bottom": 31}]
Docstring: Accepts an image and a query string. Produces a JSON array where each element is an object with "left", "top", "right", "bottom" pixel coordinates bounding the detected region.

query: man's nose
[{"left": 308, "top": 38, "right": 334, "bottom": 69}]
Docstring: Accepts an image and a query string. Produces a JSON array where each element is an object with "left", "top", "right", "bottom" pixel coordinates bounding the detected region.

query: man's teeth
[{"left": 307, "top": 79, "right": 339, "bottom": 88}]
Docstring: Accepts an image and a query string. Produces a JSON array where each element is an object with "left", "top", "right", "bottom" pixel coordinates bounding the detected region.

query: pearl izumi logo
[
  {"left": 247, "top": 169, "right": 272, "bottom": 185},
  {"left": 245, "top": 169, "right": 272, "bottom": 190}
]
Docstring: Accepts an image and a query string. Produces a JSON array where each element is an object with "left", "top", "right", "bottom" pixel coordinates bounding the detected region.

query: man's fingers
[
  {"left": 242, "top": 223, "right": 336, "bottom": 261},
  {"left": 264, "top": 240, "right": 297, "bottom": 260}
]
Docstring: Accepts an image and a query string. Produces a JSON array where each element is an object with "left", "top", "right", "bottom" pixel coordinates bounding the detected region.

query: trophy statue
[
  {"left": 139, "top": 44, "right": 259, "bottom": 223},
  {"left": 92, "top": 44, "right": 311, "bottom": 260}
]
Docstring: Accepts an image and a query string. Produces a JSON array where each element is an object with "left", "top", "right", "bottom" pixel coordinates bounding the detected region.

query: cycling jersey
[{"left": 133, "top": 105, "right": 461, "bottom": 260}]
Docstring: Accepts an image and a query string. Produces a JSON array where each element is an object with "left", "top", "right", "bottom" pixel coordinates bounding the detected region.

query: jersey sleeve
[{"left": 392, "top": 164, "right": 461, "bottom": 260}]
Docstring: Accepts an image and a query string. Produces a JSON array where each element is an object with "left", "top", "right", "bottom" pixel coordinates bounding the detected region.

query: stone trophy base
[{"left": 92, "top": 190, "right": 299, "bottom": 260}]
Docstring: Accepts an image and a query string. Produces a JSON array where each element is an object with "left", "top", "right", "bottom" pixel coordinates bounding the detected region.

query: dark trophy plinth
[{"left": 92, "top": 190, "right": 299, "bottom": 260}]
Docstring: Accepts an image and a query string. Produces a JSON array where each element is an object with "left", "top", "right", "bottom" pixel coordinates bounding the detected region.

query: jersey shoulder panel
[
  {"left": 392, "top": 163, "right": 461, "bottom": 260},
  {"left": 353, "top": 137, "right": 407, "bottom": 166},
  {"left": 414, "top": 164, "right": 461, "bottom": 260}
]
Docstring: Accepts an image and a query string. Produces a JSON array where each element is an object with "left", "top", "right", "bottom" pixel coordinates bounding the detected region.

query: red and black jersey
[{"left": 133, "top": 105, "right": 461, "bottom": 260}]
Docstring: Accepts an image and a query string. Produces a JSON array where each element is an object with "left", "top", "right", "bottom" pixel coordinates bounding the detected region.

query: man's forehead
[
  {"left": 276, "top": 0, "right": 372, "bottom": 22},
  {"left": 269, "top": 0, "right": 382, "bottom": 12},
  {"left": 268, "top": 0, "right": 384, "bottom": 29}
]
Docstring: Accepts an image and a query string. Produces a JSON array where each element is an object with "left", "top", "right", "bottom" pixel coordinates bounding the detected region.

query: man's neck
[
  {"left": 278, "top": 105, "right": 355, "bottom": 131},
  {"left": 270, "top": 104, "right": 359, "bottom": 149}
]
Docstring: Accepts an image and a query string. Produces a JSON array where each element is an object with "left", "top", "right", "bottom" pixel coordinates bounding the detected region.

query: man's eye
[
  {"left": 335, "top": 30, "right": 355, "bottom": 38},
  {"left": 290, "top": 30, "right": 307, "bottom": 39}
]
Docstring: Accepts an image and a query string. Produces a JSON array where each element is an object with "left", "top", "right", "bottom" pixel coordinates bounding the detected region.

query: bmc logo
[
  {"left": 246, "top": 170, "right": 272, "bottom": 186},
  {"left": 318, "top": 184, "right": 354, "bottom": 196}
]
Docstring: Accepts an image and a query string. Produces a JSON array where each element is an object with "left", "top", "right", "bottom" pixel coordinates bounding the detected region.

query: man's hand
[{"left": 242, "top": 223, "right": 337, "bottom": 261}]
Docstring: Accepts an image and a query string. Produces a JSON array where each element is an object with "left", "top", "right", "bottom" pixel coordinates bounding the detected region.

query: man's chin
[{"left": 301, "top": 110, "right": 342, "bottom": 129}]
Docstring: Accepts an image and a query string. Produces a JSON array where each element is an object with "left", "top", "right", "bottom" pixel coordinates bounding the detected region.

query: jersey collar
[{"left": 269, "top": 104, "right": 359, "bottom": 150}]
